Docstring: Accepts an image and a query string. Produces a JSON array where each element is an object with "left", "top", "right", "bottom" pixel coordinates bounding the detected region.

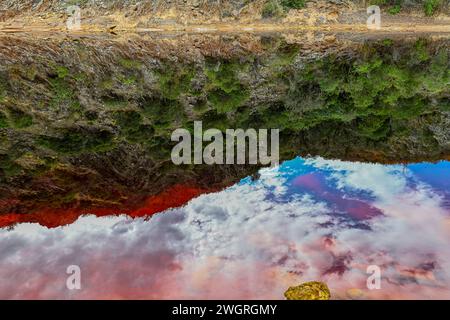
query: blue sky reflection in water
[{"left": 0, "top": 157, "right": 449, "bottom": 299}]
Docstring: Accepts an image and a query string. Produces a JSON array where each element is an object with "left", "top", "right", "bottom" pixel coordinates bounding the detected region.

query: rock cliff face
[
  {"left": 0, "top": 31, "right": 448, "bottom": 221},
  {"left": 0, "top": 1, "right": 449, "bottom": 223}
]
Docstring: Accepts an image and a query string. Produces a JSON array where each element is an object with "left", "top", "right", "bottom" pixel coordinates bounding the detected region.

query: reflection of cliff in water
[{"left": 0, "top": 33, "right": 448, "bottom": 223}]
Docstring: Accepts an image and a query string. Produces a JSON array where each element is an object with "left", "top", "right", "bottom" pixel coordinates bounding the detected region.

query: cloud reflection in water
[{"left": 1, "top": 157, "right": 449, "bottom": 299}]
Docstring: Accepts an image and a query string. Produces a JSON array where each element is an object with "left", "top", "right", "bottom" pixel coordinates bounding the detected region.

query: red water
[{"left": 0, "top": 184, "right": 210, "bottom": 228}]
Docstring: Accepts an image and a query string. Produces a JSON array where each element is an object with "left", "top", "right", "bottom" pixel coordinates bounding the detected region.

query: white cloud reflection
[{"left": 0, "top": 157, "right": 449, "bottom": 299}]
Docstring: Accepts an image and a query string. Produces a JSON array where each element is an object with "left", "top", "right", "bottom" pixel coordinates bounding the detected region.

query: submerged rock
[
  {"left": 284, "top": 281, "right": 331, "bottom": 300},
  {"left": 346, "top": 288, "right": 365, "bottom": 300}
]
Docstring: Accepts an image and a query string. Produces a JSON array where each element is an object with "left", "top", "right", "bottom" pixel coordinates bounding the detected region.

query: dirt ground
[{"left": 0, "top": 0, "right": 448, "bottom": 36}]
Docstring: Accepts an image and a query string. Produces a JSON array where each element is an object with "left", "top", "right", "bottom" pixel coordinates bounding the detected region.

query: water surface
[{"left": 1, "top": 157, "right": 449, "bottom": 299}]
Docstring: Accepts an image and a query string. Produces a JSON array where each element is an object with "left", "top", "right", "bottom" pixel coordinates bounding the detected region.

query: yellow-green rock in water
[{"left": 284, "top": 281, "right": 331, "bottom": 300}]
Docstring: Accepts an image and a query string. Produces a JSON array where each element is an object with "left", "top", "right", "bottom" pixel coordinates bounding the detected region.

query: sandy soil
[{"left": 0, "top": 2, "right": 449, "bottom": 36}]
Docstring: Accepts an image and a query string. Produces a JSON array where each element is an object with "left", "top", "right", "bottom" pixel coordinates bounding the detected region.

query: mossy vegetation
[
  {"left": 424, "top": 0, "right": 443, "bottom": 16},
  {"left": 114, "top": 110, "right": 154, "bottom": 143},
  {"left": 262, "top": 0, "right": 285, "bottom": 18},
  {"left": 119, "top": 58, "right": 142, "bottom": 70},
  {"left": 0, "top": 154, "right": 22, "bottom": 179},
  {"left": 280, "top": 0, "right": 305, "bottom": 10},
  {"left": 267, "top": 43, "right": 300, "bottom": 67},
  {"left": 1, "top": 37, "right": 448, "bottom": 188},
  {"left": 157, "top": 64, "right": 196, "bottom": 100},
  {"left": 388, "top": 4, "right": 402, "bottom": 14},
  {"left": 357, "top": 115, "right": 391, "bottom": 141},
  {"left": 369, "top": 0, "right": 444, "bottom": 16},
  {"left": 0, "top": 112, "right": 9, "bottom": 128},
  {"left": 37, "top": 128, "right": 114, "bottom": 154},
  {"left": 207, "top": 89, "right": 249, "bottom": 114},
  {"left": 241, "top": 38, "right": 449, "bottom": 143},
  {"left": 55, "top": 66, "right": 69, "bottom": 79},
  {"left": 262, "top": 0, "right": 305, "bottom": 18},
  {"left": 205, "top": 60, "right": 250, "bottom": 113},
  {"left": 118, "top": 74, "right": 137, "bottom": 86},
  {"left": 8, "top": 109, "right": 33, "bottom": 128},
  {"left": 101, "top": 78, "right": 115, "bottom": 91},
  {"left": 141, "top": 97, "right": 187, "bottom": 133},
  {"left": 103, "top": 96, "right": 129, "bottom": 109},
  {"left": 49, "top": 66, "right": 79, "bottom": 111},
  {"left": 0, "top": 82, "right": 6, "bottom": 103}
]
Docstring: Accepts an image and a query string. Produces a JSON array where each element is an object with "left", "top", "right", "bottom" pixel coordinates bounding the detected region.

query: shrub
[
  {"left": 424, "top": 0, "right": 442, "bottom": 16},
  {"left": 281, "top": 0, "right": 306, "bottom": 10},
  {"left": 262, "top": 0, "right": 284, "bottom": 18},
  {"left": 205, "top": 60, "right": 249, "bottom": 113},
  {"left": 115, "top": 111, "right": 154, "bottom": 143},
  {"left": 9, "top": 109, "right": 33, "bottom": 129},
  {"left": 388, "top": 4, "right": 402, "bottom": 14},
  {"left": 0, "top": 112, "right": 8, "bottom": 128},
  {"left": 157, "top": 66, "right": 195, "bottom": 100},
  {"left": 369, "top": 0, "right": 443, "bottom": 16},
  {"left": 37, "top": 129, "right": 114, "bottom": 154}
]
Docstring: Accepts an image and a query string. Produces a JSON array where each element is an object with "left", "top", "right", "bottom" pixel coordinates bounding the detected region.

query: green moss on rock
[
  {"left": 281, "top": 0, "right": 305, "bottom": 10},
  {"left": 119, "top": 58, "right": 142, "bottom": 70},
  {"left": 157, "top": 65, "right": 195, "bottom": 100},
  {"left": 0, "top": 154, "right": 23, "bottom": 178},
  {"left": 424, "top": 0, "right": 442, "bottom": 16},
  {"left": 115, "top": 110, "right": 154, "bottom": 143},
  {"left": 205, "top": 60, "right": 249, "bottom": 113},
  {"left": 37, "top": 129, "right": 114, "bottom": 154},
  {"left": 9, "top": 109, "right": 33, "bottom": 128},
  {"left": 0, "top": 112, "right": 9, "bottom": 128},
  {"left": 262, "top": 0, "right": 285, "bottom": 18},
  {"left": 141, "top": 97, "right": 186, "bottom": 131}
]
